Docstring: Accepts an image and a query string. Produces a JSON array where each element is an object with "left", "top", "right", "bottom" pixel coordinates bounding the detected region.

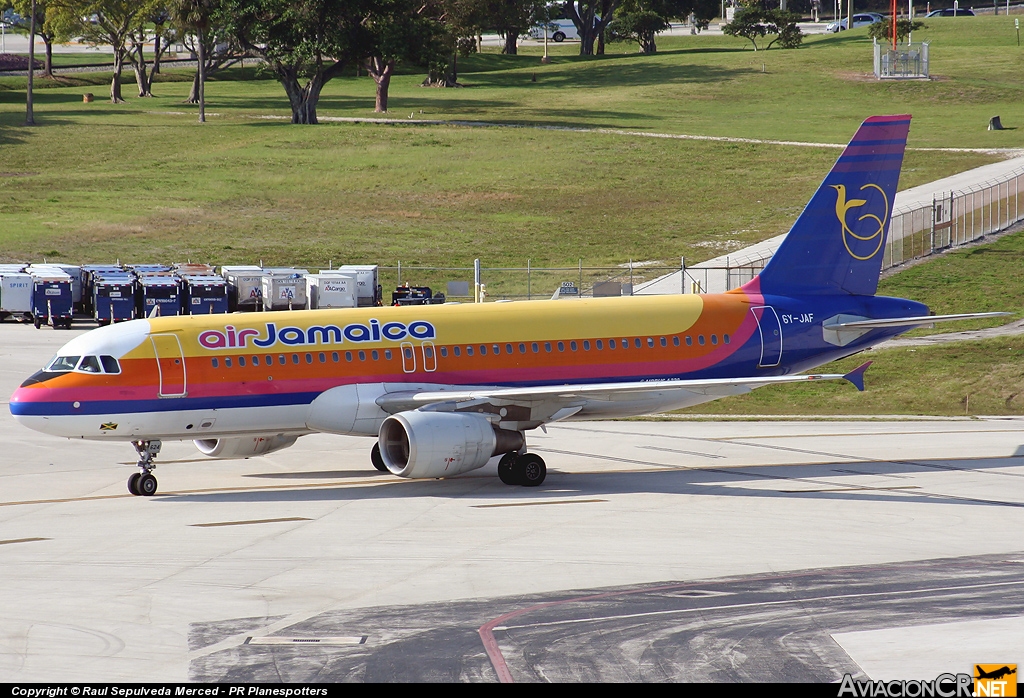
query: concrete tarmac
[{"left": 1, "top": 322, "right": 1022, "bottom": 682}]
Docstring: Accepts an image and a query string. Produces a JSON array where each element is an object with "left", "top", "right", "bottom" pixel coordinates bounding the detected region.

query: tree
[
  {"left": 361, "top": 0, "right": 449, "bottom": 112},
  {"left": 225, "top": 0, "right": 368, "bottom": 124},
  {"left": 561, "top": 0, "right": 622, "bottom": 56},
  {"left": 46, "top": 0, "right": 148, "bottom": 102},
  {"left": 608, "top": 10, "right": 667, "bottom": 53},
  {"left": 867, "top": 18, "right": 926, "bottom": 45},
  {"left": 722, "top": 7, "right": 802, "bottom": 51},
  {"left": 11, "top": 0, "right": 66, "bottom": 78},
  {"left": 169, "top": 0, "right": 219, "bottom": 121}
]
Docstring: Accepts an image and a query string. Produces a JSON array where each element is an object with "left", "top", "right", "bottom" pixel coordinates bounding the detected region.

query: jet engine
[
  {"left": 194, "top": 434, "right": 299, "bottom": 459},
  {"left": 378, "top": 411, "right": 524, "bottom": 479}
]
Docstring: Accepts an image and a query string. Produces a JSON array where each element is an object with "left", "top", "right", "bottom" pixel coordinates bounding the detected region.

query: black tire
[
  {"left": 127, "top": 473, "right": 141, "bottom": 496},
  {"left": 553, "top": 32, "right": 565, "bottom": 42},
  {"left": 515, "top": 454, "right": 546, "bottom": 487},
  {"left": 137, "top": 473, "right": 158, "bottom": 496},
  {"left": 33, "top": 316, "right": 41, "bottom": 329},
  {"left": 498, "top": 452, "right": 520, "bottom": 485},
  {"left": 371, "top": 442, "right": 388, "bottom": 472}
]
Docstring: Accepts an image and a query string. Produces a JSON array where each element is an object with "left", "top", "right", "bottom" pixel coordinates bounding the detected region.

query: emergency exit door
[{"left": 750, "top": 306, "right": 783, "bottom": 368}]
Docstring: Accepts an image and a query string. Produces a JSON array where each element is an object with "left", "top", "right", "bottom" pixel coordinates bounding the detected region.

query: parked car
[
  {"left": 826, "top": 12, "right": 885, "bottom": 32},
  {"left": 529, "top": 19, "right": 579, "bottom": 42},
  {"left": 925, "top": 7, "right": 975, "bottom": 15}
]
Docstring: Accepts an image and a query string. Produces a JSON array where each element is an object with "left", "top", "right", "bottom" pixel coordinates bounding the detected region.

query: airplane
[
  {"left": 9, "top": 114, "right": 1008, "bottom": 496},
  {"left": 975, "top": 666, "right": 1016, "bottom": 681}
]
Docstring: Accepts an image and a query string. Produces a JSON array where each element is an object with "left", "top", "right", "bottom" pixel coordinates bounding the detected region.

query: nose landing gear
[{"left": 128, "top": 440, "right": 162, "bottom": 496}]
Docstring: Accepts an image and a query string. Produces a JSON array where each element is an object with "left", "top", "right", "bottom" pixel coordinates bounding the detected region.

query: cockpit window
[
  {"left": 100, "top": 356, "right": 121, "bottom": 374},
  {"left": 46, "top": 356, "right": 80, "bottom": 372},
  {"left": 78, "top": 356, "right": 102, "bottom": 373}
]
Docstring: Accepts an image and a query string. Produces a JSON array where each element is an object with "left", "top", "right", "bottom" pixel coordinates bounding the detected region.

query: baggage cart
[
  {"left": 0, "top": 272, "right": 33, "bottom": 322},
  {"left": 332, "top": 265, "right": 380, "bottom": 306},
  {"left": 181, "top": 274, "right": 229, "bottom": 315},
  {"left": 262, "top": 271, "right": 308, "bottom": 311},
  {"left": 307, "top": 273, "right": 357, "bottom": 310},
  {"left": 30, "top": 272, "right": 74, "bottom": 329},
  {"left": 93, "top": 275, "right": 136, "bottom": 325},
  {"left": 221, "top": 265, "right": 266, "bottom": 311},
  {"left": 136, "top": 275, "right": 182, "bottom": 318}
]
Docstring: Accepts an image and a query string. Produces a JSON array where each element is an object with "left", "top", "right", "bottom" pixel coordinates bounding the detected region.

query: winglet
[{"left": 843, "top": 361, "right": 872, "bottom": 392}]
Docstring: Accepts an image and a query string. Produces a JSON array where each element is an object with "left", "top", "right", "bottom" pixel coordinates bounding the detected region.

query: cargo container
[
  {"left": 27, "top": 264, "right": 82, "bottom": 309},
  {"left": 307, "top": 273, "right": 357, "bottom": 310},
  {"left": 262, "top": 270, "right": 308, "bottom": 311},
  {"left": 93, "top": 275, "right": 136, "bottom": 325},
  {"left": 331, "top": 265, "right": 380, "bottom": 306},
  {"left": 0, "top": 272, "right": 33, "bottom": 322},
  {"left": 136, "top": 275, "right": 182, "bottom": 318},
  {"left": 30, "top": 272, "right": 74, "bottom": 329},
  {"left": 81, "top": 265, "right": 125, "bottom": 315},
  {"left": 181, "top": 274, "right": 229, "bottom": 315},
  {"left": 221, "top": 265, "right": 266, "bottom": 311}
]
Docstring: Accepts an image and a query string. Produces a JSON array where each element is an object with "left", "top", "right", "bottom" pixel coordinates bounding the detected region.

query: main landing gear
[
  {"left": 498, "top": 452, "right": 546, "bottom": 487},
  {"left": 370, "top": 442, "right": 388, "bottom": 472},
  {"left": 128, "top": 440, "right": 162, "bottom": 496}
]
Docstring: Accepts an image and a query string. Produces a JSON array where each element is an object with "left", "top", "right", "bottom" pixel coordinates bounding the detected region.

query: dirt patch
[{"left": 0, "top": 55, "right": 43, "bottom": 71}]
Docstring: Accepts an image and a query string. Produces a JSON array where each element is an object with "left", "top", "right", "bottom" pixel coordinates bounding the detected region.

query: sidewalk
[{"left": 636, "top": 153, "right": 1024, "bottom": 295}]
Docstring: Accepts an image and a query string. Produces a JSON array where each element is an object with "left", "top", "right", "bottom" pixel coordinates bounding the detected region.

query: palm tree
[{"left": 169, "top": 0, "right": 213, "bottom": 122}]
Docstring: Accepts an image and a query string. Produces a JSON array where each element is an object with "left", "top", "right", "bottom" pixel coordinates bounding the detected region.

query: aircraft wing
[{"left": 376, "top": 363, "right": 872, "bottom": 421}]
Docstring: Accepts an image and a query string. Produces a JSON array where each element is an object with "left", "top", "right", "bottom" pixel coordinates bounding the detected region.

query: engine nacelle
[
  {"left": 194, "top": 434, "right": 299, "bottom": 459},
  {"left": 379, "top": 411, "right": 524, "bottom": 479},
  {"left": 305, "top": 383, "right": 389, "bottom": 436}
]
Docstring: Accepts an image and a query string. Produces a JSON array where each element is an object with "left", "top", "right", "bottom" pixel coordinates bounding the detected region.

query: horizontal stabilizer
[
  {"left": 842, "top": 361, "right": 872, "bottom": 392},
  {"left": 823, "top": 312, "right": 1011, "bottom": 331}
]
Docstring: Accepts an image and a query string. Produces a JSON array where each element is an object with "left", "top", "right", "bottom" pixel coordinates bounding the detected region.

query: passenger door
[{"left": 151, "top": 334, "right": 187, "bottom": 397}]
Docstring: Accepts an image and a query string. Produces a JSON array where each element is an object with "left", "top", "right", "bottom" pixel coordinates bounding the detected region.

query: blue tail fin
[{"left": 755, "top": 115, "right": 911, "bottom": 297}]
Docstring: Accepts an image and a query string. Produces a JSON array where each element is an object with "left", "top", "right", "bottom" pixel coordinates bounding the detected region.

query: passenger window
[
  {"left": 698, "top": 335, "right": 705, "bottom": 346},
  {"left": 467, "top": 346, "right": 474, "bottom": 356},
  {"left": 239, "top": 356, "right": 246, "bottom": 367},
  {"left": 385, "top": 349, "right": 393, "bottom": 360},
  {"left": 673, "top": 336, "right": 680, "bottom": 347},
  {"left": 544, "top": 342, "right": 551, "bottom": 352},
  {"left": 686, "top": 336, "right": 693, "bottom": 346},
  {"left": 711, "top": 335, "right": 718, "bottom": 345},
  {"left": 724, "top": 334, "right": 730, "bottom": 344},
  {"left": 319, "top": 352, "right": 326, "bottom": 362},
  {"left": 479, "top": 345, "right": 487, "bottom": 355},
  {"left": 635, "top": 338, "right": 642, "bottom": 348},
  {"left": 506, "top": 344, "right": 513, "bottom": 354},
  {"left": 424, "top": 347, "right": 433, "bottom": 359},
  {"left": 647, "top": 338, "right": 654, "bottom": 348},
  {"left": 266, "top": 355, "right": 272, "bottom": 365},
  {"left": 519, "top": 343, "right": 526, "bottom": 354},
  {"left": 279, "top": 355, "right": 286, "bottom": 365},
  {"left": 100, "top": 355, "right": 121, "bottom": 373},
  {"left": 358, "top": 351, "right": 366, "bottom": 361},
  {"left": 454, "top": 346, "right": 461, "bottom": 357},
  {"left": 531, "top": 343, "right": 539, "bottom": 353},
  {"left": 570, "top": 341, "right": 577, "bottom": 351},
  {"left": 305, "top": 354, "right": 313, "bottom": 364},
  {"left": 78, "top": 356, "right": 101, "bottom": 373},
  {"left": 372, "top": 350, "right": 379, "bottom": 360},
  {"left": 582, "top": 341, "right": 589, "bottom": 351},
  {"left": 660, "top": 337, "right": 667, "bottom": 347},
  {"left": 346, "top": 351, "right": 353, "bottom": 362},
  {"left": 557, "top": 342, "right": 564, "bottom": 352},
  {"left": 494, "top": 344, "right": 501, "bottom": 355},
  {"left": 608, "top": 339, "right": 615, "bottom": 350},
  {"left": 252, "top": 356, "right": 260, "bottom": 366},
  {"left": 225, "top": 357, "right": 233, "bottom": 368},
  {"left": 440, "top": 347, "right": 448, "bottom": 358},
  {"left": 292, "top": 355, "right": 299, "bottom": 364},
  {"left": 332, "top": 352, "right": 339, "bottom": 362},
  {"left": 596, "top": 340, "right": 603, "bottom": 350},
  {"left": 211, "top": 358, "right": 219, "bottom": 369}
]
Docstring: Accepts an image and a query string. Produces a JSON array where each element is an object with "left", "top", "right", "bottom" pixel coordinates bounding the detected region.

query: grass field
[{"left": 1, "top": 18, "right": 1022, "bottom": 414}]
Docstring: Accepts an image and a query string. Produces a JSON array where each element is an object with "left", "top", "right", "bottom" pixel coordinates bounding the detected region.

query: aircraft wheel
[
  {"left": 515, "top": 454, "right": 546, "bottom": 487},
  {"left": 127, "top": 473, "right": 141, "bottom": 496},
  {"left": 371, "top": 442, "right": 388, "bottom": 472},
  {"left": 137, "top": 473, "right": 158, "bottom": 497},
  {"left": 498, "top": 452, "right": 520, "bottom": 485}
]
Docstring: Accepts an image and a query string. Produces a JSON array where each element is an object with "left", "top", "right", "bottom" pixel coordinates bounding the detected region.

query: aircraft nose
[{"left": 8, "top": 385, "right": 60, "bottom": 435}]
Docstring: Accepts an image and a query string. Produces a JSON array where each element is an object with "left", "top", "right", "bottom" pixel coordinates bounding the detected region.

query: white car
[
  {"left": 529, "top": 19, "right": 579, "bottom": 42},
  {"left": 826, "top": 12, "right": 885, "bottom": 32}
]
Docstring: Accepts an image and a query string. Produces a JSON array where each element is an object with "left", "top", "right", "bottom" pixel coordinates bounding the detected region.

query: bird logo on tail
[{"left": 831, "top": 183, "right": 888, "bottom": 261}]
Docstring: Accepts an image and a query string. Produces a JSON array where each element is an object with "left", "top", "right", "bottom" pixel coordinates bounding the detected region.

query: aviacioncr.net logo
[{"left": 831, "top": 183, "right": 889, "bottom": 261}]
